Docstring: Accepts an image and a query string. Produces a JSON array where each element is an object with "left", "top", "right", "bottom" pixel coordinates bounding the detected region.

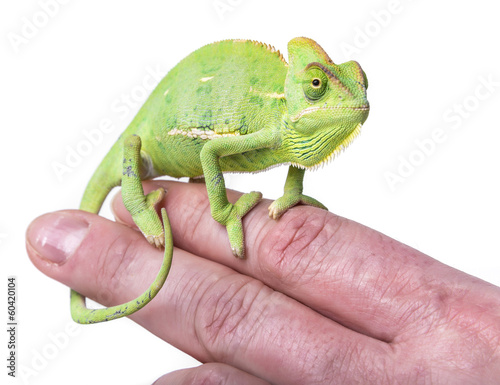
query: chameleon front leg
[
  {"left": 268, "top": 165, "right": 328, "bottom": 220},
  {"left": 122, "top": 135, "right": 165, "bottom": 247},
  {"left": 200, "top": 130, "right": 276, "bottom": 258}
]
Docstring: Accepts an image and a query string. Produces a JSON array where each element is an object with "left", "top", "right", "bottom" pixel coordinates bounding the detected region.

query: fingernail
[{"left": 26, "top": 212, "right": 89, "bottom": 265}]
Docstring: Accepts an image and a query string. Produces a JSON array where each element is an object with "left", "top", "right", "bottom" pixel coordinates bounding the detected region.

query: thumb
[{"left": 25, "top": 210, "right": 163, "bottom": 310}]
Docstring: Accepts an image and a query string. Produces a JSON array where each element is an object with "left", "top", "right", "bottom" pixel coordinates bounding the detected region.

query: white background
[{"left": 2, "top": 0, "right": 499, "bottom": 384}]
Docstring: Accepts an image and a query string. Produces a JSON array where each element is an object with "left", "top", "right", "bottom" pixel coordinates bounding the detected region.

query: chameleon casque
[{"left": 71, "top": 37, "right": 370, "bottom": 324}]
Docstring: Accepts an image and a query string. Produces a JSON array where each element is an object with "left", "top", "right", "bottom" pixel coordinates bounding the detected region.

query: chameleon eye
[{"left": 303, "top": 67, "right": 328, "bottom": 102}]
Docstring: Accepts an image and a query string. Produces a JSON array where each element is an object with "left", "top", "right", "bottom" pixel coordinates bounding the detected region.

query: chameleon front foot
[
  {"left": 219, "top": 191, "right": 262, "bottom": 259},
  {"left": 268, "top": 193, "right": 327, "bottom": 220}
]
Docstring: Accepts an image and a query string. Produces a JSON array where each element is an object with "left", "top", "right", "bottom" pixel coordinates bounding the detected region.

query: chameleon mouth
[
  {"left": 290, "top": 105, "right": 369, "bottom": 123},
  {"left": 291, "top": 122, "right": 363, "bottom": 171}
]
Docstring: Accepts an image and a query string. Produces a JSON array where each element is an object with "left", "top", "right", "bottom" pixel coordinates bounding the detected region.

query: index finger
[{"left": 112, "top": 180, "right": 500, "bottom": 342}]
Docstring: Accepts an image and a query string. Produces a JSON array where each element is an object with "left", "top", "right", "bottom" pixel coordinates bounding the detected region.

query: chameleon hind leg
[
  {"left": 70, "top": 135, "right": 171, "bottom": 324},
  {"left": 122, "top": 135, "right": 165, "bottom": 247},
  {"left": 268, "top": 165, "right": 327, "bottom": 220}
]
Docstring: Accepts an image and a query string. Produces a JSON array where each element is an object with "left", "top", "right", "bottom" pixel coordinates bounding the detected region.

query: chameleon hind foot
[
  {"left": 268, "top": 193, "right": 327, "bottom": 220},
  {"left": 146, "top": 233, "right": 165, "bottom": 248},
  {"left": 142, "top": 187, "right": 166, "bottom": 248},
  {"left": 122, "top": 135, "right": 165, "bottom": 248},
  {"left": 268, "top": 166, "right": 327, "bottom": 220}
]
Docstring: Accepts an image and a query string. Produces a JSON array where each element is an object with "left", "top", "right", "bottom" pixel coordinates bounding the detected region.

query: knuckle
[
  {"left": 176, "top": 185, "right": 213, "bottom": 243},
  {"left": 257, "top": 209, "right": 347, "bottom": 286},
  {"left": 396, "top": 279, "right": 458, "bottom": 335},
  {"left": 195, "top": 275, "right": 270, "bottom": 360},
  {"left": 93, "top": 232, "right": 140, "bottom": 304},
  {"left": 322, "top": 341, "right": 395, "bottom": 385}
]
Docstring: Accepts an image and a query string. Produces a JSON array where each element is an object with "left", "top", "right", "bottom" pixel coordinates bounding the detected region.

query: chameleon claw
[
  {"left": 268, "top": 200, "right": 287, "bottom": 220},
  {"left": 231, "top": 246, "right": 245, "bottom": 259},
  {"left": 147, "top": 233, "right": 165, "bottom": 249},
  {"left": 268, "top": 205, "right": 280, "bottom": 220}
]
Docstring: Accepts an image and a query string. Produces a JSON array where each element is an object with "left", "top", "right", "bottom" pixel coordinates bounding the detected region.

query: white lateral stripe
[
  {"left": 168, "top": 128, "right": 240, "bottom": 139},
  {"left": 249, "top": 86, "right": 285, "bottom": 99}
]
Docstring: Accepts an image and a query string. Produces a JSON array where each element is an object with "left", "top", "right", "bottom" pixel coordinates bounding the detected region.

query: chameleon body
[{"left": 71, "top": 37, "right": 369, "bottom": 323}]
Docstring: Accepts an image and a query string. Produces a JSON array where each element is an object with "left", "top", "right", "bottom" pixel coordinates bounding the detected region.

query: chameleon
[{"left": 70, "top": 37, "right": 370, "bottom": 324}]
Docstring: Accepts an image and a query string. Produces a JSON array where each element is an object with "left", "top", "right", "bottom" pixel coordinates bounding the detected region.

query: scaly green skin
[{"left": 71, "top": 37, "right": 370, "bottom": 324}]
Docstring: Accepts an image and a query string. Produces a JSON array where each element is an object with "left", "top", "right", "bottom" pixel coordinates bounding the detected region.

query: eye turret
[{"left": 303, "top": 67, "right": 328, "bottom": 101}]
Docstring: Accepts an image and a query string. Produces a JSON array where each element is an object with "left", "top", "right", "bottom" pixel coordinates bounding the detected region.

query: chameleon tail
[
  {"left": 70, "top": 208, "right": 172, "bottom": 323},
  {"left": 79, "top": 137, "right": 124, "bottom": 214}
]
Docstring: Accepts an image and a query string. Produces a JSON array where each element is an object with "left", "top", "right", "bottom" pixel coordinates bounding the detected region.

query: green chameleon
[{"left": 71, "top": 37, "right": 370, "bottom": 324}]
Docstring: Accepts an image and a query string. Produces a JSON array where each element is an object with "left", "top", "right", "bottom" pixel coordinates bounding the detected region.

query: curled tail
[
  {"left": 71, "top": 135, "right": 172, "bottom": 324},
  {"left": 70, "top": 209, "right": 172, "bottom": 323}
]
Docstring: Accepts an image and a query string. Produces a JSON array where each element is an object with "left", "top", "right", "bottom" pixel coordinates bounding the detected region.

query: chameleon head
[{"left": 283, "top": 37, "right": 370, "bottom": 169}]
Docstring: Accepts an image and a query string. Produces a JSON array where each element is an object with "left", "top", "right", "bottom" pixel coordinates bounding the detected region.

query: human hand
[{"left": 26, "top": 181, "right": 500, "bottom": 384}]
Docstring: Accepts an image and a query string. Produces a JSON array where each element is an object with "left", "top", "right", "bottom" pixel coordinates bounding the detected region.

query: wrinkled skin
[{"left": 27, "top": 181, "right": 500, "bottom": 385}]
